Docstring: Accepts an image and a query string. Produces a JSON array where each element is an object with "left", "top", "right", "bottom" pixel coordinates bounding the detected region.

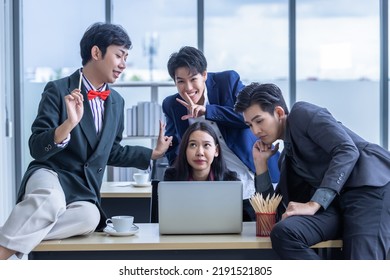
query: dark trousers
[
  {"left": 270, "top": 201, "right": 342, "bottom": 260},
  {"left": 270, "top": 182, "right": 390, "bottom": 260},
  {"left": 340, "top": 182, "right": 390, "bottom": 260}
]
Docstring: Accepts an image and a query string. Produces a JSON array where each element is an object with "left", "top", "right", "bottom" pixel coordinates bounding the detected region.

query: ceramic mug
[
  {"left": 133, "top": 173, "right": 149, "bottom": 184},
  {"left": 106, "top": 215, "right": 134, "bottom": 232}
]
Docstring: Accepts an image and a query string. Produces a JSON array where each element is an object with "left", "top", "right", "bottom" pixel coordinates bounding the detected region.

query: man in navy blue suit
[{"left": 162, "top": 46, "right": 280, "bottom": 221}]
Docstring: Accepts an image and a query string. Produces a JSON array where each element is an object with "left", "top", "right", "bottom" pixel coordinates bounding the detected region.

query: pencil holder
[{"left": 256, "top": 212, "right": 276, "bottom": 237}]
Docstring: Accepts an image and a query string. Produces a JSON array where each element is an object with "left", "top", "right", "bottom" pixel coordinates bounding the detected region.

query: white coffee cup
[
  {"left": 133, "top": 173, "right": 149, "bottom": 184},
  {"left": 106, "top": 215, "right": 134, "bottom": 232}
]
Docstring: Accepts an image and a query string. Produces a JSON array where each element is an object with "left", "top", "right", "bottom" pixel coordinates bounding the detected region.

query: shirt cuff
[
  {"left": 311, "top": 188, "right": 337, "bottom": 210},
  {"left": 54, "top": 134, "right": 70, "bottom": 148},
  {"left": 254, "top": 172, "right": 273, "bottom": 193}
]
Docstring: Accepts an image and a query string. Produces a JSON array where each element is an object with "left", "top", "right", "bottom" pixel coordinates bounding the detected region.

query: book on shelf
[
  {"left": 136, "top": 101, "right": 145, "bottom": 136},
  {"left": 126, "top": 107, "right": 132, "bottom": 136},
  {"left": 109, "top": 101, "right": 166, "bottom": 182},
  {"left": 126, "top": 101, "right": 163, "bottom": 137},
  {"left": 132, "top": 105, "right": 137, "bottom": 136},
  {"left": 106, "top": 166, "right": 138, "bottom": 182},
  {"left": 106, "top": 157, "right": 169, "bottom": 182},
  {"left": 149, "top": 102, "right": 155, "bottom": 137}
]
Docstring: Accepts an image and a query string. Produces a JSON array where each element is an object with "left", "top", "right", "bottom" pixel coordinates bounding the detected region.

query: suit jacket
[
  {"left": 277, "top": 101, "right": 390, "bottom": 205},
  {"left": 162, "top": 70, "right": 280, "bottom": 183},
  {"left": 17, "top": 70, "right": 152, "bottom": 228}
]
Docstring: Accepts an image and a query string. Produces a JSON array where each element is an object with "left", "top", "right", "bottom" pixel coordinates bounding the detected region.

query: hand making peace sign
[{"left": 176, "top": 92, "right": 206, "bottom": 120}]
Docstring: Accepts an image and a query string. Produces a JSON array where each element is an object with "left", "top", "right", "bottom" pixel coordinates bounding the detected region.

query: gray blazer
[
  {"left": 277, "top": 101, "right": 390, "bottom": 204},
  {"left": 17, "top": 70, "right": 152, "bottom": 228}
]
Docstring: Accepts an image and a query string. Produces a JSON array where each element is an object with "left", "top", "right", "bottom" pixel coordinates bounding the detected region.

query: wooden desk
[
  {"left": 101, "top": 181, "right": 152, "bottom": 198},
  {"left": 100, "top": 182, "right": 152, "bottom": 222},
  {"left": 29, "top": 222, "right": 343, "bottom": 260}
]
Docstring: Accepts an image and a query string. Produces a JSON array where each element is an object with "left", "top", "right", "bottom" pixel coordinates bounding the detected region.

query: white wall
[{"left": 0, "top": 0, "right": 16, "bottom": 225}]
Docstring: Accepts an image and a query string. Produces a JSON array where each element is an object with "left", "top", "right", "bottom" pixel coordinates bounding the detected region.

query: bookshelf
[{"left": 106, "top": 81, "right": 175, "bottom": 182}]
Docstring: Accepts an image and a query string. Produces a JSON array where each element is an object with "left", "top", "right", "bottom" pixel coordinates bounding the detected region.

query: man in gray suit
[
  {"left": 0, "top": 22, "right": 172, "bottom": 260},
  {"left": 234, "top": 82, "right": 390, "bottom": 259}
]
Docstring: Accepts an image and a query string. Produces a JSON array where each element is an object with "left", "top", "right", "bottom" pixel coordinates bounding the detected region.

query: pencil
[{"left": 78, "top": 71, "right": 83, "bottom": 90}]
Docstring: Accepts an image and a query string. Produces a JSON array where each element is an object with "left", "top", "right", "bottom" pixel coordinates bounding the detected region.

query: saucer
[
  {"left": 103, "top": 224, "right": 139, "bottom": 236},
  {"left": 109, "top": 182, "right": 132, "bottom": 187},
  {"left": 132, "top": 182, "right": 151, "bottom": 188}
]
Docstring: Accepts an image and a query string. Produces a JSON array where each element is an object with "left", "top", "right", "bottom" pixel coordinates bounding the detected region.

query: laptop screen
[{"left": 158, "top": 181, "right": 243, "bottom": 234}]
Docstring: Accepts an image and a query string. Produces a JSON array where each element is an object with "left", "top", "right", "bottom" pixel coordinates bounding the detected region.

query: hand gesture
[
  {"left": 151, "top": 120, "right": 173, "bottom": 160},
  {"left": 253, "top": 140, "right": 279, "bottom": 174},
  {"left": 176, "top": 92, "right": 206, "bottom": 120},
  {"left": 64, "top": 89, "right": 84, "bottom": 127}
]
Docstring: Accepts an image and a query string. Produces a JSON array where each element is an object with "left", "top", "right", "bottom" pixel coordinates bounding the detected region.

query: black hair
[
  {"left": 234, "top": 82, "right": 289, "bottom": 115},
  {"left": 167, "top": 46, "right": 207, "bottom": 80},
  {"left": 80, "top": 22, "right": 132, "bottom": 66},
  {"left": 164, "top": 122, "right": 237, "bottom": 181}
]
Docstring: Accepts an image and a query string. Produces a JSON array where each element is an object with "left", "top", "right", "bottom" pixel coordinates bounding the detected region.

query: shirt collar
[
  {"left": 202, "top": 85, "right": 209, "bottom": 106},
  {"left": 80, "top": 68, "right": 108, "bottom": 92}
]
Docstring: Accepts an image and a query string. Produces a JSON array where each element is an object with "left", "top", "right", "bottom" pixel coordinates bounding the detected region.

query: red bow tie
[{"left": 87, "top": 89, "right": 110, "bottom": 101}]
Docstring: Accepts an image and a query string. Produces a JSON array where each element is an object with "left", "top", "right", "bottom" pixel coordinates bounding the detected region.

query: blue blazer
[
  {"left": 162, "top": 70, "right": 280, "bottom": 183},
  {"left": 17, "top": 70, "right": 152, "bottom": 228}
]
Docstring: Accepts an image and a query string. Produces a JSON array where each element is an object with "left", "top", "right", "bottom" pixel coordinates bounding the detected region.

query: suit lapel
[
  {"left": 79, "top": 87, "right": 99, "bottom": 150},
  {"left": 173, "top": 96, "right": 190, "bottom": 136},
  {"left": 98, "top": 91, "right": 115, "bottom": 147},
  {"left": 67, "top": 70, "right": 99, "bottom": 150},
  {"left": 88, "top": 87, "right": 119, "bottom": 163},
  {"left": 206, "top": 73, "right": 218, "bottom": 104}
]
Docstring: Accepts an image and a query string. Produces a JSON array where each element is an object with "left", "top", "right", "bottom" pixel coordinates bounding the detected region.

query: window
[
  {"left": 296, "top": 0, "right": 380, "bottom": 144},
  {"left": 204, "top": 0, "right": 289, "bottom": 104},
  {"left": 21, "top": 0, "right": 105, "bottom": 171},
  {"left": 205, "top": 0, "right": 289, "bottom": 83},
  {"left": 1, "top": 0, "right": 15, "bottom": 223},
  {"left": 112, "top": 0, "right": 197, "bottom": 83}
]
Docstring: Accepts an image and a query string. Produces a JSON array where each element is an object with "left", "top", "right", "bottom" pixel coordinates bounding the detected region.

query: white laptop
[{"left": 158, "top": 181, "right": 243, "bottom": 234}]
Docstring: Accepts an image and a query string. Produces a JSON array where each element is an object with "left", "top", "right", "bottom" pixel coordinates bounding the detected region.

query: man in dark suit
[
  {"left": 234, "top": 82, "right": 390, "bottom": 259},
  {"left": 162, "top": 46, "right": 280, "bottom": 222},
  {"left": 0, "top": 22, "right": 172, "bottom": 260}
]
